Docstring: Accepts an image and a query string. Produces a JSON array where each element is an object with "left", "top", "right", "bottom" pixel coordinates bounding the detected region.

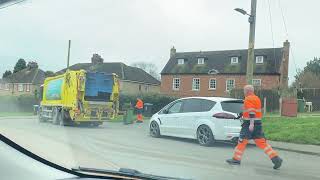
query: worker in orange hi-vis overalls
[
  {"left": 135, "top": 98, "right": 144, "bottom": 123},
  {"left": 226, "top": 85, "right": 283, "bottom": 169}
]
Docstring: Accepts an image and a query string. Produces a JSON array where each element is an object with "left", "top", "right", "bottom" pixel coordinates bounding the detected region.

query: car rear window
[
  {"left": 182, "top": 99, "right": 216, "bottom": 113},
  {"left": 220, "top": 100, "right": 243, "bottom": 114}
]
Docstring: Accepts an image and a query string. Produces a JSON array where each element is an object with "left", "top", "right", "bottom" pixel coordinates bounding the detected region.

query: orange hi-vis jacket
[
  {"left": 135, "top": 99, "right": 143, "bottom": 109},
  {"left": 243, "top": 94, "right": 262, "bottom": 120}
]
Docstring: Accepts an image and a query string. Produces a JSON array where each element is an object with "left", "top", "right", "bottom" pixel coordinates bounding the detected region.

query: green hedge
[
  {"left": 0, "top": 95, "right": 38, "bottom": 112},
  {"left": 119, "top": 93, "right": 177, "bottom": 114}
]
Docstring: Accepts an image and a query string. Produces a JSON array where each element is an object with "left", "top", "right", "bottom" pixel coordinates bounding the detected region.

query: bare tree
[{"left": 131, "top": 62, "right": 160, "bottom": 80}]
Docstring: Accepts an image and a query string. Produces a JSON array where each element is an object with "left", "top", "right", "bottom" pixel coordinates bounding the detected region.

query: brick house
[
  {"left": 57, "top": 57, "right": 160, "bottom": 95},
  {"left": 0, "top": 62, "right": 45, "bottom": 96},
  {"left": 161, "top": 40, "right": 290, "bottom": 97}
]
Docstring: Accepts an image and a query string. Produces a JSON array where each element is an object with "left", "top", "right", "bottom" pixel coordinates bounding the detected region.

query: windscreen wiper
[{"left": 72, "top": 166, "right": 192, "bottom": 180}]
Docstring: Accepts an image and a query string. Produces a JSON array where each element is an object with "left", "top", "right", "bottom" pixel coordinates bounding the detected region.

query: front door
[{"left": 158, "top": 101, "right": 183, "bottom": 136}]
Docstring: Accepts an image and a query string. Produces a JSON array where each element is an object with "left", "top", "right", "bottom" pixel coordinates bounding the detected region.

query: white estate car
[{"left": 149, "top": 97, "right": 243, "bottom": 146}]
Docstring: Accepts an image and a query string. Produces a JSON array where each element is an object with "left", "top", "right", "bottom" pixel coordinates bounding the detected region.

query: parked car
[{"left": 149, "top": 97, "right": 243, "bottom": 146}]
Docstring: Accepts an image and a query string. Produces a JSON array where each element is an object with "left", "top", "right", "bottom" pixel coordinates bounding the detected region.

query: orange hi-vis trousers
[
  {"left": 233, "top": 138, "right": 278, "bottom": 161},
  {"left": 137, "top": 113, "right": 143, "bottom": 122}
]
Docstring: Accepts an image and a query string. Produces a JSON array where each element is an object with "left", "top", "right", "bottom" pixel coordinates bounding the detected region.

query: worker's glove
[{"left": 249, "top": 120, "right": 254, "bottom": 132}]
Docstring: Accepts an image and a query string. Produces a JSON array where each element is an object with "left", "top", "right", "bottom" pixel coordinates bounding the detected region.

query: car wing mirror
[{"left": 162, "top": 109, "right": 169, "bottom": 114}]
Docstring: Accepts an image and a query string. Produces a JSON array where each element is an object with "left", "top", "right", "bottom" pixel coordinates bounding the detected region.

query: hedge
[
  {"left": 119, "top": 93, "right": 177, "bottom": 114},
  {"left": 0, "top": 95, "right": 38, "bottom": 112}
]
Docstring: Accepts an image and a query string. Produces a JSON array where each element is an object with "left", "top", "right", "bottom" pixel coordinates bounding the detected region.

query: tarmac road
[{"left": 0, "top": 117, "right": 319, "bottom": 180}]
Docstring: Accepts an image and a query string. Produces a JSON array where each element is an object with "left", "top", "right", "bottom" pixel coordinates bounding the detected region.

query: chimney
[
  {"left": 170, "top": 46, "right": 176, "bottom": 58},
  {"left": 280, "top": 40, "right": 290, "bottom": 90}
]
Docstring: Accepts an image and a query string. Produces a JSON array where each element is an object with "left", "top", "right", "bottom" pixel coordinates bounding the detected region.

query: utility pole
[
  {"left": 246, "top": 0, "right": 257, "bottom": 85},
  {"left": 67, "top": 40, "right": 71, "bottom": 69}
]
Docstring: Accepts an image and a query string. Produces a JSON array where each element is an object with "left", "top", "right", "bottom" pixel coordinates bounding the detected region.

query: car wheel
[
  {"left": 197, "top": 125, "right": 214, "bottom": 146},
  {"left": 59, "top": 110, "right": 65, "bottom": 126},
  {"left": 150, "top": 121, "right": 161, "bottom": 138}
]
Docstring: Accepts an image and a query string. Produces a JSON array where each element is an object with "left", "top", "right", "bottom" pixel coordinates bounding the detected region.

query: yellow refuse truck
[{"left": 38, "top": 70, "right": 119, "bottom": 126}]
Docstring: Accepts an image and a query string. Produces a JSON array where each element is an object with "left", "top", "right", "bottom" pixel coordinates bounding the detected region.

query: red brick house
[{"left": 161, "top": 40, "right": 290, "bottom": 97}]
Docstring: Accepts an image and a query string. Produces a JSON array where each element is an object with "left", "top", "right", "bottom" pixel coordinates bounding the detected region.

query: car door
[
  {"left": 179, "top": 99, "right": 216, "bottom": 138},
  {"left": 158, "top": 101, "right": 183, "bottom": 136}
]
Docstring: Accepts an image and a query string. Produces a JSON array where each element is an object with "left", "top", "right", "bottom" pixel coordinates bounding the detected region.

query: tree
[
  {"left": 131, "top": 62, "right": 160, "bottom": 80},
  {"left": 91, "top": 54, "right": 104, "bottom": 64},
  {"left": 45, "top": 71, "right": 55, "bottom": 78},
  {"left": 13, "top": 58, "right": 27, "bottom": 73},
  {"left": 293, "top": 57, "right": 320, "bottom": 88},
  {"left": 304, "top": 57, "right": 320, "bottom": 75},
  {"left": 2, "top": 70, "right": 12, "bottom": 78}
]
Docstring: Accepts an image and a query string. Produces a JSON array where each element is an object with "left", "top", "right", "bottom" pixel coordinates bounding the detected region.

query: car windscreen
[{"left": 220, "top": 100, "right": 243, "bottom": 114}]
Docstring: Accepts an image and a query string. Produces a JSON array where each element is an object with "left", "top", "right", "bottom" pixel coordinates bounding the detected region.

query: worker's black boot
[
  {"left": 226, "top": 158, "right": 241, "bottom": 165},
  {"left": 271, "top": 156, "right": 283, "bottom": 169}
]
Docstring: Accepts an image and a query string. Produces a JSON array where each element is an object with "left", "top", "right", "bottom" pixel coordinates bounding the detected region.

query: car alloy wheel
[
  {"left": 197, "top": 125, "right": 214, "bottom": 146},
  {"left": 150, "top": 121, "right": 160, "bottom": 138}
]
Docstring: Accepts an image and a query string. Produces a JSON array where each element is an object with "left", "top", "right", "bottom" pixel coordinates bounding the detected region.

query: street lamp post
[{"left": 235, "top": 0, "right": 257, "bottom": 85}]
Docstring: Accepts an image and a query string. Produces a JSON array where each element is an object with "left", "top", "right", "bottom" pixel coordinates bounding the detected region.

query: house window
[
  {"left": 226, "top": 79, "right": 235, "bottom": 91},
  {"left": 198, "top": 58, "right": 205, "bottom": 65},
  {"left": 172, "top": 78, "right": 180, "bottom": 90},
  {"left": 231, "top": 57, "right": 239, "bottom": 64},
  {"left": 252, "top": 79, "right": 261, "bottom": 86},
  {"left": 144, "top": 85, "right": 150, "bottom": 92},
  {"left": 18, "top": 84, "right": 24, "bottom": 92},
  {"left": 192, "top": 78, "right": 200, "bottom": 91},
  {"left": 177, "top": 59, "right": 184, "bottom": 65},
  {"left": 5, "top": 84, "right": 10, "bottom": 90},
  {"left": 209, "top": 79, "right": 216, "bottom": 90},
  {"left": 26, "top": 84, "right": 30, "bottom": 92},
  {"left": 256, "top": 56, "right": 264, "bottom": 64}
]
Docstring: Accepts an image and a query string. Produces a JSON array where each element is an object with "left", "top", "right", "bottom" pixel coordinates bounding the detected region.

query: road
[{"left": 0, "top": 117, "right": 319, "bottom": 180}]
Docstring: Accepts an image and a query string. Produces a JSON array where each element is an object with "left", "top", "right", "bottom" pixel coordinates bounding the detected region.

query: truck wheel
[{"left": 52, "top": 108, "right": 60, "bottom": 125}]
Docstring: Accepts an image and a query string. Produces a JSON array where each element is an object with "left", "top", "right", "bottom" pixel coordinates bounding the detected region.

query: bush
[
  {"left": 0, "top": 95, "right": 38, "bottom": 112},
  {"left": 119, "top": 93, "right": 177, "bottom": 114}
]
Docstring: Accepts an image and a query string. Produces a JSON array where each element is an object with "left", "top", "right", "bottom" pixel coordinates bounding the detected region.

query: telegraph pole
[
  {"left": 246, "top": 0, "right": 257, "bottom": 85},
  {"left": 67, "top": 40, "right": 71, "bottom": 69}
]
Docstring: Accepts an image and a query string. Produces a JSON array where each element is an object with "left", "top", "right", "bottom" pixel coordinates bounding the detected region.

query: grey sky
[{"left": 0, "top": 0, "right": 319, "bottom": 84}]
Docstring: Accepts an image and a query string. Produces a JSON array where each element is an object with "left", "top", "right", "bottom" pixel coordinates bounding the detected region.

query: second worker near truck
[
  {"left": 226, "top": 85, "right": 283, "bottom": 170},
  {"left": 135, "top": 98, "right": 144, "bottom": 123}
]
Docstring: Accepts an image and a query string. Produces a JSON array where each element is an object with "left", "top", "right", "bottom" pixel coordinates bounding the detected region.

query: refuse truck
[{"left": 38, "top": 70, "right": 119, "bottom": 126}]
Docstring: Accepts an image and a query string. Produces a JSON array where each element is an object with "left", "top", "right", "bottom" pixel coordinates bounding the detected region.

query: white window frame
[
  {"left": 231, "top": 57, "right": 239, "bottom": 64},
  {"left": 177, "top": 59, "right": 184, "bottom": 65},
  {"left": 192, "top": 78, "right": 200, "bottom": 91},
  {"left": 18, "top": 84, "right": 24, "bottom": 92},
  {"left": 226, "top": 79, "right": 235, "bottom": 91},
  {"left": 252, "top": 79, "right": 262, "bottom": 86},
  {"left": 172, "top": 78, "right": 180, "bottom": 91},
  {"left": 26, "top": 84, "right": 30, "bottom": 92},
  {"left": 208, "top": 78, "right": 216, "bottom": 90},
  {"left": 197, "top": 58, "right": 205, "bottom": 65},
  {"left": 256, "top": 56, "right": 264, "bottom": 64}
]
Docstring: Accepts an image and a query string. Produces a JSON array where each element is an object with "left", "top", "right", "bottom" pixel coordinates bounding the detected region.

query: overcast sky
[{"left": 0, "top": 0, "right": 319, "bottom": 84}]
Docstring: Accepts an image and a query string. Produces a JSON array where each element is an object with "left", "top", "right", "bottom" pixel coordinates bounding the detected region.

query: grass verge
[{"left": 263, "top": 117, "right": 320, "bottom": 145}]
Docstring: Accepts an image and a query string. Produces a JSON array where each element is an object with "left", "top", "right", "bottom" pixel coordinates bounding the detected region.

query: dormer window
[
  {"left": 197, "top": 58, "right": 205, "bottom": 65},
  {"left": 231, "top": 57, "right": 239, "bottom": 64},
  {"left": 177, "top": 58, "right": 184, "bottom": 65},
  {"left": 256, "top": 56, "right": 264, "bottom": 64}
]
